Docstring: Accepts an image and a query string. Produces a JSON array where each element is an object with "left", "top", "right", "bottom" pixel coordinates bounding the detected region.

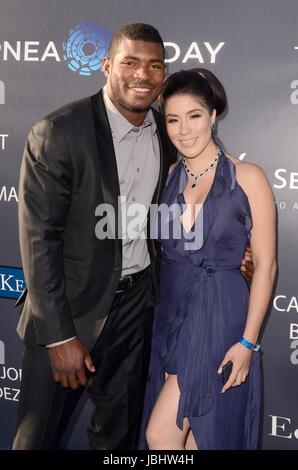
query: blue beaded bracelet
[{"left": 240, "top": 336, "right": 261, "bottom": 352}]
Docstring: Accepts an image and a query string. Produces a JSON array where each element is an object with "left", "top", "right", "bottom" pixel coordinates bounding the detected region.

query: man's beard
[
  {"left": 110, "top": 81, "right": 154, "bottom": 114},
  {"left": 117, "top": 95, "right": 151, "bottom": 114}
]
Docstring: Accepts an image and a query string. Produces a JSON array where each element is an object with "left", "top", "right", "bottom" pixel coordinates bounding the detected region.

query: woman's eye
[
  {"left": 190, "top": 114, "right": 201, "bottom": 119},
  {"left": 167, "top": 119, "right": 177, "bottom": 124}
]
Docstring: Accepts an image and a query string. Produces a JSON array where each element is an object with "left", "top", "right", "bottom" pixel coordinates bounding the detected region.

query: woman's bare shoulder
[
  {"left": 226, "top": 153, "right": 265, "bottom": 176},
  {"left": 225, "top": 153, "right": 270, "bottom": 193}
]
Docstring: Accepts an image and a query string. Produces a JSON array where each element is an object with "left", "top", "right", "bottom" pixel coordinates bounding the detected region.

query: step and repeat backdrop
[{"left": 0, "top": 0, "right": 297, "bottom": 449}]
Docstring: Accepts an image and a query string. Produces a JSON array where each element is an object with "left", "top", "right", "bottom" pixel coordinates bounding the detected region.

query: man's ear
[{"left": 102, "top": 57, "right": 110, "bottom": 78}]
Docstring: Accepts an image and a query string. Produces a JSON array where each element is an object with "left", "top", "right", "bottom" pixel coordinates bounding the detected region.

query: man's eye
[
  {"left": 123, "top": 61, "right": 135, "bottom": 66},
  {"left": 152, "top": 64, "right": 162, "bottom": 69}
]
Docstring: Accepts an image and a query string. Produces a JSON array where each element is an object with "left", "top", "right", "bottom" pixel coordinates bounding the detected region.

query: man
[
  {"left": 13, "top": 23, "right": 175, "bottom": 450},
  {"left": 13, "top": 22, "right": 252, "bottom": 450}
]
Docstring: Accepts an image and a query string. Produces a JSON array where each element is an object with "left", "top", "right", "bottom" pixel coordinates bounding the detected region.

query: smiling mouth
[
  {"left": 129, "top": 87, "right": 153, "bottom": 96},
  {"left": 179, "top": 137, "right": 197, "bottom": 147}
]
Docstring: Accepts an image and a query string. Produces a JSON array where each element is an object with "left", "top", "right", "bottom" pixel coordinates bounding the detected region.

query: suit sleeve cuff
[{"left": 46, "top": 336, "right": 76, "bottom": 348}]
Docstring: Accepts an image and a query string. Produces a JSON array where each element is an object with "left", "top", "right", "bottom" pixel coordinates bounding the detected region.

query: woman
[{"left": 140, "top": 69, "right": 276, "bottom": 450}]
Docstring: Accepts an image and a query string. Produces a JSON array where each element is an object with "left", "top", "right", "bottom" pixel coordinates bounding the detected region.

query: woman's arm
[
  {"left": 241, "top": 163, "right": 276, "bottom": 342},
  {"left": 219, "top": 162, "right": 276, "bottom": 392}
]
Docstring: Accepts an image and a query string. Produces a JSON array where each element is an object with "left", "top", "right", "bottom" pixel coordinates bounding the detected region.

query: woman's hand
[{"left": 217, "top": 342, "right": 253, "bottom": 393}]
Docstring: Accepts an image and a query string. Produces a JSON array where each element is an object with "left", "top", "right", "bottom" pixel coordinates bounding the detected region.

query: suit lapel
[
  {"left": 151, "top": 108, "right": 172, "bottom": 204},
  {"left": 91, "top": 90, "right": 121, "bottom": 257}
]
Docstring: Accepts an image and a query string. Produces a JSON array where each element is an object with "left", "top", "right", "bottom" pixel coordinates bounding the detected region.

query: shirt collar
[{"left": 103, "top": 86, "right": 157, "bottom": 142}]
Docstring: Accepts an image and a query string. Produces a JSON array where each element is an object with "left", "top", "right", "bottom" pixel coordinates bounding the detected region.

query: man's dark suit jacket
[{"left": 16, "top": 90, "right": 176, "bottom": 350}]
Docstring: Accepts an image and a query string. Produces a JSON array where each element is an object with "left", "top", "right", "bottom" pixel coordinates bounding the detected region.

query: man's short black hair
[{"left": 108, "top": 23, "right": 165, "bottom": 60}]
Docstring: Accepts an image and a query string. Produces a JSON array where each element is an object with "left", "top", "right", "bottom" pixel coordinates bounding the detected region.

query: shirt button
[
  {"left": 132, "top": 197, "right": 136, "bottom": 202},
  {"left": 136, "top": 168, "right": 140, "bottom": 173}
]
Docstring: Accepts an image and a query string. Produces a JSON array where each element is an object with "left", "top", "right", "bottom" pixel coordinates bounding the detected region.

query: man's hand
[
  {"left": 240, "top": 246, "right": 254, "bottom": 280},
  {"left": 48, "top": 338, "right": 95, "bottom": 389}
]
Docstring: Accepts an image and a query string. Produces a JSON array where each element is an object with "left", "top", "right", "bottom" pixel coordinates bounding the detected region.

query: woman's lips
[{"left": 179, "top": 137, "right": 198, "bottom": 147}]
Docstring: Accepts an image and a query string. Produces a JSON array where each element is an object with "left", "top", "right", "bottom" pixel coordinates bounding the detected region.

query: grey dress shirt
[{"left": 103, "top": 86, "right": 160, "bottom": 276}]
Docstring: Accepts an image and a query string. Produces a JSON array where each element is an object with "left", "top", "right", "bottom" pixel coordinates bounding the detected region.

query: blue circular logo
[{"left": 63, "top": 23, "right": 112, "bottom": 76}]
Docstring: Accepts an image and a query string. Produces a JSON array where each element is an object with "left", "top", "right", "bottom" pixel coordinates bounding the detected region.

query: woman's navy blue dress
[{"left": 140, "top": 150, "right": 261, "bottom": 450}]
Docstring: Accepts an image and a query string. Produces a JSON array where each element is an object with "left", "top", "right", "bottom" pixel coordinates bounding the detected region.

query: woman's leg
[
  {"left": 145, "top": 374, "right": 191, "bottom": 450},
  {"left": 185, "top": 430, "right": 198, "bottom": 450}
]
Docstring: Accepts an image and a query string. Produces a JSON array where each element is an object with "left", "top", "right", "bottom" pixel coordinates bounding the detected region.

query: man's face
[{"left": 102, "top": 38, "right": 165, "bottom": 123}]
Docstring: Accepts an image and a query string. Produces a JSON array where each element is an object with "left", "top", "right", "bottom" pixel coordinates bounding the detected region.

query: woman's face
[{"left": 164, "top": 93, "right": 216, "bottom": 159}]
